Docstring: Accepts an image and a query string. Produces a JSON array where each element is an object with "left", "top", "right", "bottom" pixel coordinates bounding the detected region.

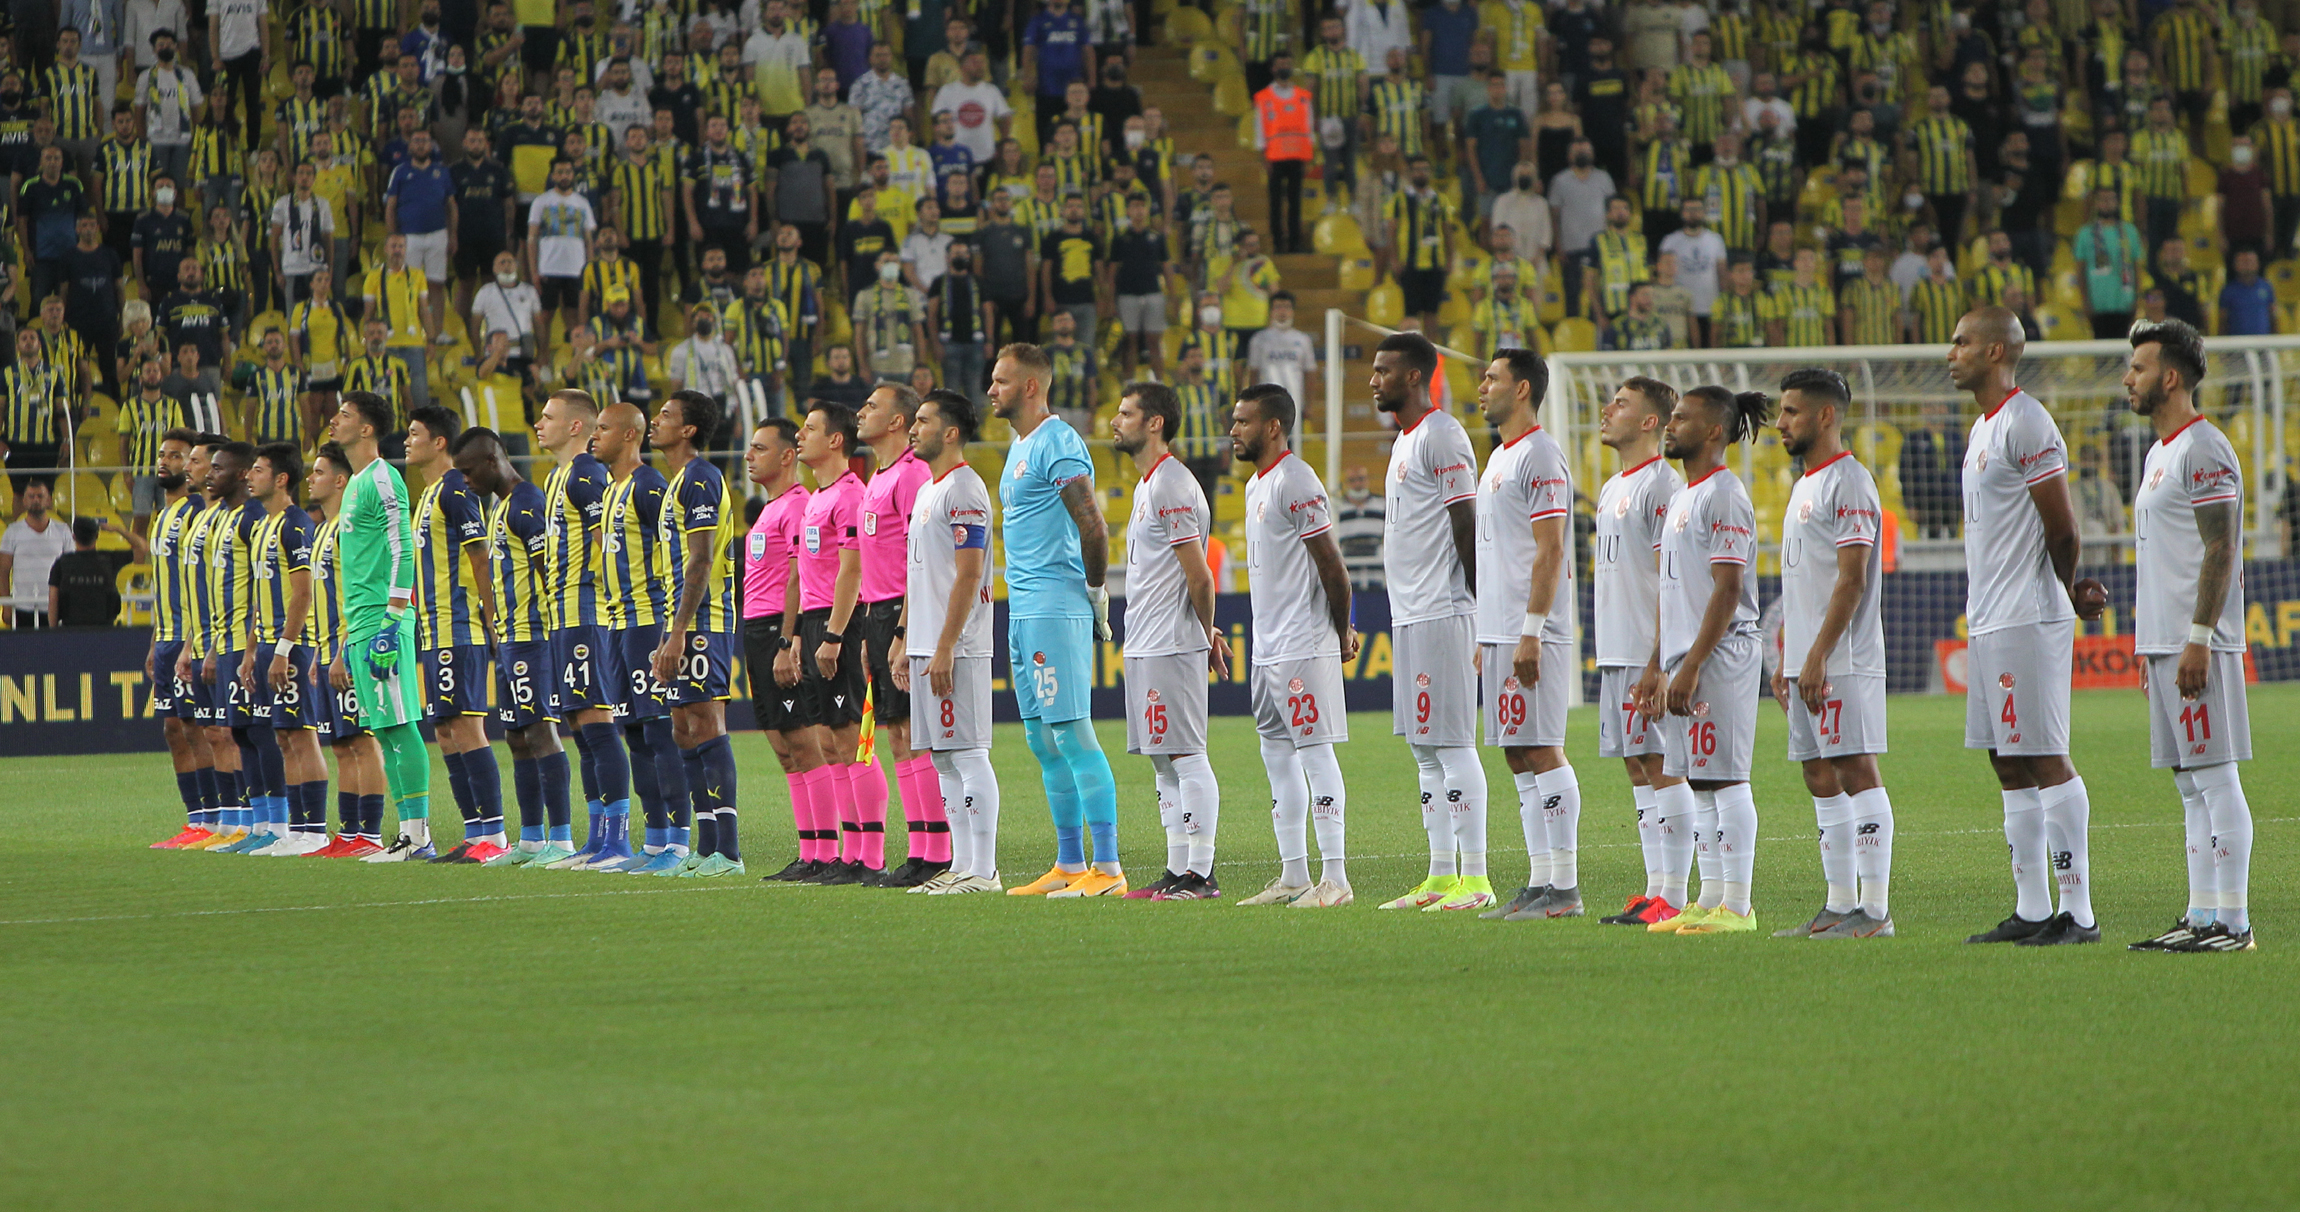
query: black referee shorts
[
  {"left": 742, "top": 615, "right": 816, "bottom": 732},
  {"left": 799, "top": 606, "right": 867, "bottom": 728},
  {"left": 1398, "top": 267, "right": 1446, "bottom": 317},
  {"left": 861, "top": 597, "right": 909, "bottom": 725}
]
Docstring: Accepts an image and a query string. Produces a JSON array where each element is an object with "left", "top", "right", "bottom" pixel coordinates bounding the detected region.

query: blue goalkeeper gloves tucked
[{"left": 366, "top": 619, "right": 404, "bottom": 679}]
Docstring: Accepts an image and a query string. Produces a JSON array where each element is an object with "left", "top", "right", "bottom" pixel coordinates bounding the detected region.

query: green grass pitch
[{"left": 2, "top": 686, "right": 2295, "bottom": 1210}]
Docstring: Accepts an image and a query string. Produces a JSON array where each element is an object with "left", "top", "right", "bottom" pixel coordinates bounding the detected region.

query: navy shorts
[
  {"left": 214, "top": 649, "right": 254, "bottom": 726},
  {"left": 152, "top": 640, "right": 191, "bottom": 717},
  {"left": 552, "top": 625, "right": 612, "bottom": 714},
  {"left": 613, "top": 623, "right": 671, "bottom": 722},
  {"left": 423, "top": 644, "right": 491, "bottom": 722},
  {"left": 667, "top": 629, "right": 734, "bottom": 706},
  {"left": 256, "top": 645, "right": 321, "bottom": 730},
  {"left": 496, "top": 639, "right": 558, "bottom": 731},
  {"left": 316, "top": 662, "right": 369, "bottom": 742}
]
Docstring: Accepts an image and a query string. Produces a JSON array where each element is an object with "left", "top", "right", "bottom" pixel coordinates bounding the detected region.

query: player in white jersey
[
  {"left": 1369, "top": 332, "right": 1494, "bottom": 912},
  {"left": 1468, "top": 349, "right": 1584, "bottom": 922},
  {"left": 1112, "top": 382, "right": 1228, "bottom": 901},
  {"left": 1769, "top": 369, "right": 1896, "bottom": 939},
  {"left": 897, "top": 390, "right": 1006, "bottom": 895},
  {"left": 1638, "top": 385, "right": 1770, "bottom": 935},
  {"left": 1230, "top": 383, "right": 1360, "bottom": 909},
  {"left": 1588, "top": 379, "right": 1688, "bottom": 927},
  {"left": 1949, "top": 308, "right": 2110, "bottom": 947},
  {"left": 2120, "top": 321, "right": 2256, "bottom": 952}
]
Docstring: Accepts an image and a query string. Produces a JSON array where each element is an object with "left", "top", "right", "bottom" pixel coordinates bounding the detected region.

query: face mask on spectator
[{"left": 1201, "top": 305, "right": 1222, "bottom": 326}]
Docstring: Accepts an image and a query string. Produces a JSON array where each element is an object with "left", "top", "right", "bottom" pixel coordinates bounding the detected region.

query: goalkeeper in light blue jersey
[
  {"left": 987, "top": 342, "right": 1129, "bottom": 898},
  {"left": 328, "top": 392, "right": 437, "bottom": 861}
]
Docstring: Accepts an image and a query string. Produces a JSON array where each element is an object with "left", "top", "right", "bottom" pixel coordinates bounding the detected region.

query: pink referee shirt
[
  {"left": 798, "top": 471, "right": 864, "bottom": 613},
  {"left": 858, "top": 449, "right": 931, "bottom": 605},
  {"left": 743, "top": 482, "right": 813, "bottom": 619}
]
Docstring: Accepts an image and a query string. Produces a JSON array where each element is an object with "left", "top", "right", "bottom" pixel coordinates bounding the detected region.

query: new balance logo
[
  {"left": 2052, "top": 850, "right": 2073, "bottom": 871},
  {"left": 1541, "top": 795, "right": 1562, "bottom": 812},
  {"left": 1446, "top": 790, "right": 1463, "bottom": 803},
  {"left": 1856, "top": 822, "right": 1880, "bottom": 835}
]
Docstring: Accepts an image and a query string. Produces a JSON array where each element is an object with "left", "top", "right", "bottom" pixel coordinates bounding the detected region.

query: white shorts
[
  {"left": 1252, "top": 654, "right": 1349, "bottom": 746},
  {"left": 2144, "top": 650, "right": 2252, "bottom": 769},
  {"left": 1659, "top": 631, "right": 1761, "bottom": 783},
  {"left": 1124, "top": 651, "right": 1210, "bottom": 755},
  {"left": 1784, "top": 672, "right": 1888, "bottom": 761},
  {"left": 1116, "top": 292, "right": 1166, "bottom": 332},
  {"left": 1597, "top": 665, "right": 1662, "bottom": 758},
  {"left": 1963, "top": 619, "right": 2073, "bottom": 756},
  {"left": 1392, "top": 614, "right": 1478, "bottom": 747},
  {"left": 1481, "top": 639, "right": 1571, "bottom": 748},
  {"left": 908, "top": 654, "right": 994, "bottom": 751},
  {"left": 404, "top": 229, "right": 450, "bottom": 283}
]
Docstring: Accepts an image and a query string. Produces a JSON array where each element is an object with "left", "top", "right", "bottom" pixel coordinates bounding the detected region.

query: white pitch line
[{"left": 4, "top": 817, "right": 2288, "bottom": 928}]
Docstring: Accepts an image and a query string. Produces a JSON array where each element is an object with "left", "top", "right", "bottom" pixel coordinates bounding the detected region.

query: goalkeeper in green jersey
[{"left": 328, "top": 392, "right": 438, "bottom": 860}]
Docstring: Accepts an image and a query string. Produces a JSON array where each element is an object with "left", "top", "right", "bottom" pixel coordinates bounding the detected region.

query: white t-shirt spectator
[
  {"left": 1657, "top": 225, "right": 1726, "bottom": 315},
  {"left": 213, "top": 0, "right": 267, "bottom": 60},
  {"left": 1345, "top": 0, "right": 1415, "bottom": 77},
  {"left": 667, "top": 335, "right": 742, "bottom": 397},
  {"left": 527, "top": 189, "right": 597, "bottom": 279},
  {"left": 134, "top": 65, "right": 202, "bottom": 146},
  {"left": 124, "top": 0, "right": 189, "bottom": 69},
  {"left": 472, "top": 278, "right": 544, "bottom": 356},
  {"left": 744, "top": 27, "right": 813, "bottom": 115},
  {"left": 270, "top": 192, "right": 336, "bottom": 275},
  {"left": 931, "top": 81, "right": 1013, "bottom": 163},
  {"left": 594, "top": 87, "right": 652, "bottom": 146},
  {"left": 1488, "top": 190, "right": 1551, "bottom": 263},
  {"left": 1547, "top": 167, "right": 1615, "bottom": 258},
  {"left": 901, "top": 228, "right": 952, "bottom": 289},
  {"left": 1247, "top": 324, "right": 1318, "bottom": 405},
  {"left": 2, "top": 516, "right": 76, "bottom": 613}
]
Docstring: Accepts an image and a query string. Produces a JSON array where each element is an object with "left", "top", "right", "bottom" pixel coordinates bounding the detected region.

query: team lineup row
[{"left": 133, "top": 309, "right": 2259, "bottom": 950}]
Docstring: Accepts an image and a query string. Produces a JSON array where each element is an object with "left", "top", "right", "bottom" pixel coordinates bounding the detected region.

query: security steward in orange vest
[{"left": 1253, "top": 51, "right": 1316, "bottom": 255}]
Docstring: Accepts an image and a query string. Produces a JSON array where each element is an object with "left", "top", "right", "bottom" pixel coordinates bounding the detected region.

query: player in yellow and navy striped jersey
[
  {"left": 145, "top": 429, "right": 222, "bottom": 847},
  {"left": 535, "top": 388, "right": 631, "bottom": 866},
  {"left": 454, "top": 424, "right": 577, "bottom": 861},
  {"left": 302, "top": 439, "right": 390, "bottom": 854},
  {"left": 243, "top": 333, "right": 304, "bottom": 446},
  {"left": 242, "top": 442, "right": 330, "bottom": 851},
  {"left": 591, "top": 401, "right": 688, "bottom": 871},
  {"left": 194, "top": 440, "right": 269, "bottom": 848},
  {"left": 402, "top": 405, "right": 507, "bottom": 860},
  {"left": 651, "top": 390, "right": 745, "bottom": 875}
]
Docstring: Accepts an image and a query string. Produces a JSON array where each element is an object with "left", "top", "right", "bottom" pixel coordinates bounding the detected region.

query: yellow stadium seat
[
  {"left": 1338, "top": 256, "right": 1377, "bottom": 290},
  {"left": 1437, "top": 289, "right": 1471, "bottom": 329},
  {"left": 115, "top": 562, "right": 154, "bottom": 627},
  {"left": 2049, "top": 270, "right": 2085, "bottom": 312},
  {"left": 1235, "top": 112, "right": 1256, "bottom": 147},
  {"left": 1165, "top": 6, "right": 1212, "bottom": 42},
  {"left": 2184, "top": 158, "right": 2219, "bottom": 198},
  {"left": 1213, "top": 73, "right": 1249, "bottom": 116},
  {"left": 2037, "top": 306, "right": 2080, "bottom": 341},
  {"left": 2268, "top": 261, "right": 2300, "bottom": 306},
  {"left": 1535, "top": 273, "right": 1566, "bottom": 325},
  {"left": 1363, "top": 280, "right": 1404, "bottom": 327},
  {"left": 1551, "top": 317, "right": 1597, "bottom": 352},
  {"left": 2049, "top": 239, "right": 2076, "bottom": 276},
  {"left": 1190, "top": 42, "right": 1237, "bottom": 82},
  {"left": 1313, "top": 212, "right": 1368, "bottom": 256}
]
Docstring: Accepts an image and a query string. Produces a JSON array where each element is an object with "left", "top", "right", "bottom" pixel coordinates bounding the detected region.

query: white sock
[
  {"left": 1412, "top": 745, "right": 1453, "bottom": 877},
  {"left": 2175, "top": 768, "right": 2213, "bottom": 925},
  {"left": 1300, "top": 742, "right": 1349, "bottom": 888},
  {"left": 1849, "top": 785, "right": 1893, "bottom": 919},
  {"left": 932, "top": 751, "right": 972, "bottom": 878},
  {"left": 1714, "top": 782, "right": 1757, "bottom": 914},
  {"left": 1633, "top": 783, "right": 1662, "bottom": 897},
  {"left": 1815, "top": 792, "right": 1856, "bottom": 912},
  {"left": 1693, "top": 789, "right": 1722, "bottom": 909},
  {"left": 1152, "top": 755, "right": 1186, "bottom": 875},
  {"left": 2002, "top": 787, "right": 2051, "bottom": 921},
  {"left": 404, "top": 815, "right": 430, "bottom": 848},
  {"left": 1539, "top": 763, "right": 1581, "bottom": 890},
  {"left": 2039, "top": 776, "right": 2094, "bottom": 928},
  {"left": 1513, "top": 769, "right": 1549, "bottom": 888},
  {"left": 1435, "top": 746, "right": 1487, "bottom": 877},
  {"left": 953, "top": 748, "right": 1000, "bottom": 880},
  {"left": 1652, "top": 780, "right": 1696, "bottom": 905},
  {"left": 1174, "top": 753, "right": 1219, "bottom": 877},
  {"left": 1263, "top": 737, "right": 1311, "bottom": 887},
  {"left": 2194, "top": 762, "right": 2252, "bottom": 933}
]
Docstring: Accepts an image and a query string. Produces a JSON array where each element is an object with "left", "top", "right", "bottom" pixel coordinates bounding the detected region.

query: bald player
[{"left": 1949, "top": 306, "right": 2110, "bottom": 947}]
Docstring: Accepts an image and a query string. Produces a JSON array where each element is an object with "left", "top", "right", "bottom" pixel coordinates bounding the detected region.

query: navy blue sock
[
  {"left": 213, "top": 767, "right": 242, "bottom": 817},
  {"left": 513, "top": 755, "right": 544, "bottom": 841},
  {"left": 337, "top": 790, "right": 359, "bottom": 834},
  {"left": 442, "top": 749, "right": 477, "bottom": 836},
  {"left": 194, "top": 766, "right": 218, "bottom": 816},
  {"left": 465, "top": 745, "right": 504, "bottom": 836},
  {"left": 539, "top": 750, "right": 573, "bottom": 836},
  {"left": 571, "top": 726, "right": 600, "bottom": 803},
  {"left": 298, "top": 780, "right": 331, "bottom": 831},
  {"left": 699, "top": 736, "right": 739, "bottom": 862},
  {"left": 357, "top": 793, "right": 387, "bottom": 838},
  {"left": 175, "top": 771, "right": 201, "bottom": 823},
  {"left": 649, "top": 716, "right": 691, "bottom": 829},
  {"left": 255, "top": 726, "right": 286, "bottom": 812},
  {"left": 624, "top": 724, "right": 666, "bottom": 843},
  {"left": 232, "top": 729, "right": 262, "bottom": 822},
  {"left": 578, "top": 722, "right": 630, "bottom": 804}
]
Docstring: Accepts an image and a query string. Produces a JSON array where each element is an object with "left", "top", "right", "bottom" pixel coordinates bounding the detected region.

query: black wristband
[
  {"left": 891, "top": 625, "right": 906, "bottom": 638},
  {"left": 823, "top": 631, "right": 844, "bottom": 645}
]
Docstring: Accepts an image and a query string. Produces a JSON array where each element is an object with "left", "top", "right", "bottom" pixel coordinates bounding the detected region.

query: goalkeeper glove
[
  {"left": 1088, "top": 585, "right": 1112, "bottom": 643},
  {"left": 366, "top": 620, "right": 404, "bottom": 679}
]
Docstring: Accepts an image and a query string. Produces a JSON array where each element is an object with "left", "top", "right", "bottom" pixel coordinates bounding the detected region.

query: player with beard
[
  {"left": 1230, "top": 383, "right": 1360, "bottom": 908},
  {"left": 2121, "top": 320, "right": 2257, "bottom": 953},
  {"left": 852, "top": 383, "right": 946, "bottom": 886},
  {"left": 147, "top": 429, "right": 225, "bottom": 849},
  {"left": 1769, "top": 368, "right": 1896, "bottom": 939},
  {"left": 1368, "top": 331, "right": 1490, "bottom": 913},
  {"left": 1638, "top": 385, "right": 1771, "bottom": 934},
  {"left": 1110, "top": 380, "right": 1226, "bottom": 901},
  {"left": 1949, "top": 307, "right": 2110, "bottom": 947}
]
